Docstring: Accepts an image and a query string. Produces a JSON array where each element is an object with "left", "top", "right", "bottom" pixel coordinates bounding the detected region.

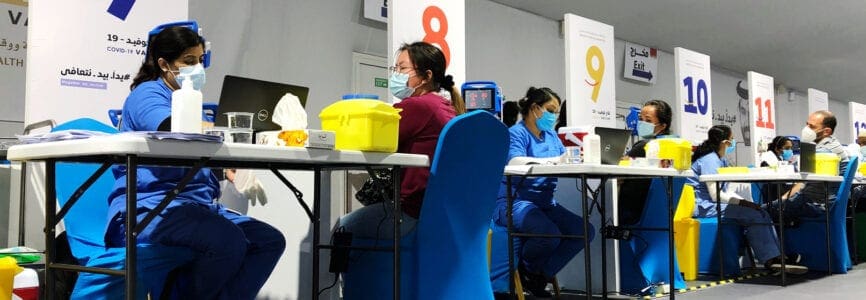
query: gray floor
[
  {"left": 674, "top": 263, "right": 866, "bottom": 300},
  {"left": 536, "top": 263, "right": 866, "bottom": 300}
]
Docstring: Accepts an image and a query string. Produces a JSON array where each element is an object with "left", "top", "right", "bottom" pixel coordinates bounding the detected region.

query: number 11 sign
[
  {"left": 748, "top": 71, "right": 775, "bottom": 166},
  {"left": 674, "top": 47, "right": 712, "bottom": 144}
]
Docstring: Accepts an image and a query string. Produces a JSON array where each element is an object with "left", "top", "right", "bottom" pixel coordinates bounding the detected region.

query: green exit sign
[{"left": 374, "top": 77, "right": 388, "bottom": 88}]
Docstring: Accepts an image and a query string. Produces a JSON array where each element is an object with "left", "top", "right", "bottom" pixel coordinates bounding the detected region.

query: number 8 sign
[
  {"left": 674, "top": 47, "right": 713, "bottom": 145},
  {"left": 388, "top": 1, "right": 465, "bottom": 103}
]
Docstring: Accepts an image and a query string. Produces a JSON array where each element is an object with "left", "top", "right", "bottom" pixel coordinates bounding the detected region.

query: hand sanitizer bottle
[
  {"left": 171, "top": 77, "right": 202, "bottom": 133},
  {"left": 584, "top": 133, "right": 601, "bottom": 165}
]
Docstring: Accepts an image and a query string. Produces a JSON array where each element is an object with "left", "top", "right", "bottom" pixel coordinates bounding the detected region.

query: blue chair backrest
[
  {"left": 626, "top": 177, "right": 687, "bottom": 290},
  {"left": 415, "top": 111, "right": 509, "bottom": 300},
  {"left": 833, "top": 158, "right": 859, "bottom": 221},
  {"left": 108, "top": 102, "right": 218, "bottom": 128},
  {"left": 52, "top": 118, "right": 119, "bottom": 259}
]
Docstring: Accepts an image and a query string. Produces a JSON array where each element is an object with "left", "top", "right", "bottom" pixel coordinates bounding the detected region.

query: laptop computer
[
  {"left": 798, "top": 142, "right": 816, "bottom": 173},
  {"left": 215, "top": 75, "right": 310, "bottom": 131},
  {"left": 594, "top": 127, "right": 632, "bottom": 165}
]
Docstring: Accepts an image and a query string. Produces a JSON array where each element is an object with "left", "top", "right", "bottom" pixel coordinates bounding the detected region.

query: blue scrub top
[
  {"left": 106, "top": 79, "right": 219, "bottom": 239},
  {"left": 497, "top": 121, "right": 565, "bottom": 209},
  {"left": 687, "top": 152, "right": 729, "bottom": 215}
]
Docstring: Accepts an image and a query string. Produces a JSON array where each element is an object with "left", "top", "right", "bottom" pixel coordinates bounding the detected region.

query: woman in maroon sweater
[{"left": 340, "top": 41, "right": 465, "bottom": 239}]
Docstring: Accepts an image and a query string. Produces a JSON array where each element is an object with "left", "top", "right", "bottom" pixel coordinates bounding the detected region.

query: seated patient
[
  {"left": 107, "top": 24, "right": 285, "bottom": 298},
  {"left": 492, "top": 87, "right": 592, "bottom": 297},
  {"left": 688, "top": 125, "right": 806, "bottom": 274},
  {"left": 339, "top": 41, "right": 465, "bottom": 238}
]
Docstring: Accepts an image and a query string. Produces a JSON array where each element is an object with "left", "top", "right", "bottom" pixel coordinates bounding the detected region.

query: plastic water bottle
[
  {"left": 171, "top": 77, "right": 202, "bottom": 133},
  {"left": 584, "top": 133, "right": 601, "bottom": 164}
]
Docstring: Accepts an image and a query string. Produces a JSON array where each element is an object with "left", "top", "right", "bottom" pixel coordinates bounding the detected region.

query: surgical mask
[
  {"left": 389, "top": 72, "right": 415, "bottom": 100},
  {"left": 535, "top": 110, "right": 558, "bottom": 132},
  {"left": 781, "top": 149, "right": 794, "bottom": 161},
  {"left": 637, "top": 120, "right": 657, "bottom": 138},
  {"left": 175, "top": 63, "right": 206, "bottom": 90},
  {"left": 860, "top": 146, "right": 866, "bottom": 158},
  {"left": 801, "top": 126, "right": 818, "bottom": 143},
  {"left": 726, "top": 139, "right": 736, "bottom": 155}
]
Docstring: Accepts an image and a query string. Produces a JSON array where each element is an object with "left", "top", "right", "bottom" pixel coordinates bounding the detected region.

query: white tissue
[{"left": 272, "top": 92, "right": 307, "bottom": 130}]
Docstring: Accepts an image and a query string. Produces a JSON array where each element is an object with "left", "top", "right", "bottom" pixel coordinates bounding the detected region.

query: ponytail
[
  {"left": 692, "top": 125, "right": 731, "bottom": 162},
  {"left": 441, "top": 75, "right": 465, "bottom": 114}
]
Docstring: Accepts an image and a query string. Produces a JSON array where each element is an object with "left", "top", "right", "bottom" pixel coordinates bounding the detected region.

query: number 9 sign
[{"left": 585, "top": 45, "right": 604, "bottom": 102}]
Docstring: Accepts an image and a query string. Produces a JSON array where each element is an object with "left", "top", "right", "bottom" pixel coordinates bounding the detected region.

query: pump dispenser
[
  {"left": 583, "top": 133, "right": 601, "bottom": 164},
  {"left": 171, "top": 77, "right": 203, "bottom": 133}
]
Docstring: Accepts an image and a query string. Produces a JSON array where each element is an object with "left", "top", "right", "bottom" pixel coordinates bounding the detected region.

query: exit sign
[{"left": 374, "top": 77, "right": 387, "bottom": 88}]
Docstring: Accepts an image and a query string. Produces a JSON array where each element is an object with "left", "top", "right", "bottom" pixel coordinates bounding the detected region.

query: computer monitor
[
  {"left": 464, "top": 89, "right": 494, "bottom": 110},
  {"left": 799, "top": 142, "right": 816, "bottom": 173},
  {"left": 594, "top": 127, "right": 632, "bottom": 165},
  {"left": 461, "top": 81, "right": 502, "bottom": 115},
  {"left": 215, "top": 75, "right": 310, "bottom": 131}
]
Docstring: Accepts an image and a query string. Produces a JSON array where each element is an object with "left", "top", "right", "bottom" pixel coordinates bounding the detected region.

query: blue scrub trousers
[
  {"left": 109, "top": 203, "right": 286, "bottom": 299},
  {"left": 495, "top": 200, "right": 592, "bottom": 278},
  {"left": 696, "top": 204, "right": 780, "bottom": 263}
]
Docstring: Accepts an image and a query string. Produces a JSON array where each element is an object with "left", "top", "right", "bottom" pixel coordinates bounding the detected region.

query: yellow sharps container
[{"left": 319, "top": 97, "right": 402, "bottom": 152}]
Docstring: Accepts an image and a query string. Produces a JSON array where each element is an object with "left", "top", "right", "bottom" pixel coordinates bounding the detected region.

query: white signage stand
[
  {"left": 26, "top": 0, "right": 187, "bottom": 126},
  {"left": 0, "top": 1, "right": 27, "bottom": 125},
  {"left": 747, "top": 71, "right": 776, "bottom": 166},
  {"left": 564, "top": 13, "right": 616, "bottom": 128},
  {"left": 388, "top": 0, "right": 465, "bottom": 103},
  {"left": 807, "top": 88, "right": 829, "bottom": 114},
  {"left": 673, "top": 47, "right": 713, "bottom": 145},
  {"left": 849, "top": 102, "right": 866, "bottom": 142}
]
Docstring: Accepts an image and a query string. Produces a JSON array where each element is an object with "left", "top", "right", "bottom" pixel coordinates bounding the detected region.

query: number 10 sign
[
  {"left": 748, "top": 71, "right": 776, "bottom": 166},
  {"left": 674, "top": 47, "right": 712, "bottom": 144}
]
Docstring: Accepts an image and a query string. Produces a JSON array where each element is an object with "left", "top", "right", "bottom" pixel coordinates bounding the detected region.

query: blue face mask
[
  {"left": 388, "top": 72, "right": 415, "bottom": 100},
  {"left": 175, "top": 63, "right": 206, "bottom": 90},
  {"left": 860, "top": 146, "right": 866, "bottom": 158},
  {"left": 781, "top": 149, "right": 794, "bottom": 160},
  {"left": 535, "top": 110, "right": 558, "bottom": 132},
  {"left": 726, "top": 139, "right": 737, "bottom": 155},
  {"left": 637, "top": 120, "right": 657, "bottom": 138}
]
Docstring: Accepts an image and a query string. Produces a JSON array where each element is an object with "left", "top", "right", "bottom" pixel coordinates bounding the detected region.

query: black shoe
[
  {"left": 764, "top": 256, "right": 808, "bottom": 275},
  {"left": 786, "top": 253, "right": 802, "bottom": 265},
  {"left": 518, "top": 264, "right": 552, "bottom": 298}
]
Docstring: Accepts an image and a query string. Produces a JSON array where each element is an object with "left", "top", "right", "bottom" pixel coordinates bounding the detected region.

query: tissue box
[{"left": 277, "top": 130, "right": 335, "bottom": 149}]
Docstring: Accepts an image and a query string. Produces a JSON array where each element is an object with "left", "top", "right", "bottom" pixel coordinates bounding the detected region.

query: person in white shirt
[{"left": 759, "top": 136, "right": 793, "bottom": 167}]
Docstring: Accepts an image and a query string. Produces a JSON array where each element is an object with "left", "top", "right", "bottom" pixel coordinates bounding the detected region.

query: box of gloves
[{"left": 277, "top": 129, "right": 335, "bottom": 149}]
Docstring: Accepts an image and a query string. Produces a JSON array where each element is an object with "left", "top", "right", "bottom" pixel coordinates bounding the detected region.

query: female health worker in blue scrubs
[
  {"left": 493, "top": 87, "right": 592, "bottom": 297},
  {"left": 688, "top": 125, "right": 806, "bottom": 274},
  {"left": 107, "top": 25, "right": 285, "bottom": 299}
]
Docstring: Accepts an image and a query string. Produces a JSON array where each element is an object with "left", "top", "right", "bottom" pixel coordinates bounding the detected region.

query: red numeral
[
  {"left": 422, "top": 6, "right": 450, "bottom": 67},
  {"left": 754, "top": 97, "right": 775, "bottom": 129}
]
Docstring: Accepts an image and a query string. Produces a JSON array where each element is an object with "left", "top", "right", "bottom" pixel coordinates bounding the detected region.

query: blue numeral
[{"left": 683, "top": 76, "right": 709, "bottom": 115}]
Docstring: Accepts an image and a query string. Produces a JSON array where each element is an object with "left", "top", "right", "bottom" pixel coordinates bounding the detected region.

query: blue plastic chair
[
  {"left": 342, "top": 111, "right": 510, "bottom": 300},
  {"left": 784, "top": 158, "right": 859, "bottom": 273},
  {"left": 51, "top": 118, "right": 194, "bottom": 299},
  {"left": 108, "top": 102, "right": 219, "bottom": 128},
  {"left": 695, "top": 217, "right": 744, "bottom": 276},
  {"left": 620, "top": 178, "right": 686, "bottom": 293}
]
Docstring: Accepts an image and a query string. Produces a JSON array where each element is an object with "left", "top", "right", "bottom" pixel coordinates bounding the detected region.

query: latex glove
[{"left": 232, "top": 169, "right": 268, "bottom": 206}]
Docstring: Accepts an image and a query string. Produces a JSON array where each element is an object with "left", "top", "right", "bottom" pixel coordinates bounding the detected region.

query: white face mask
[{"left": 800, "top": 126, "right": 818, "bottom": 143}]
